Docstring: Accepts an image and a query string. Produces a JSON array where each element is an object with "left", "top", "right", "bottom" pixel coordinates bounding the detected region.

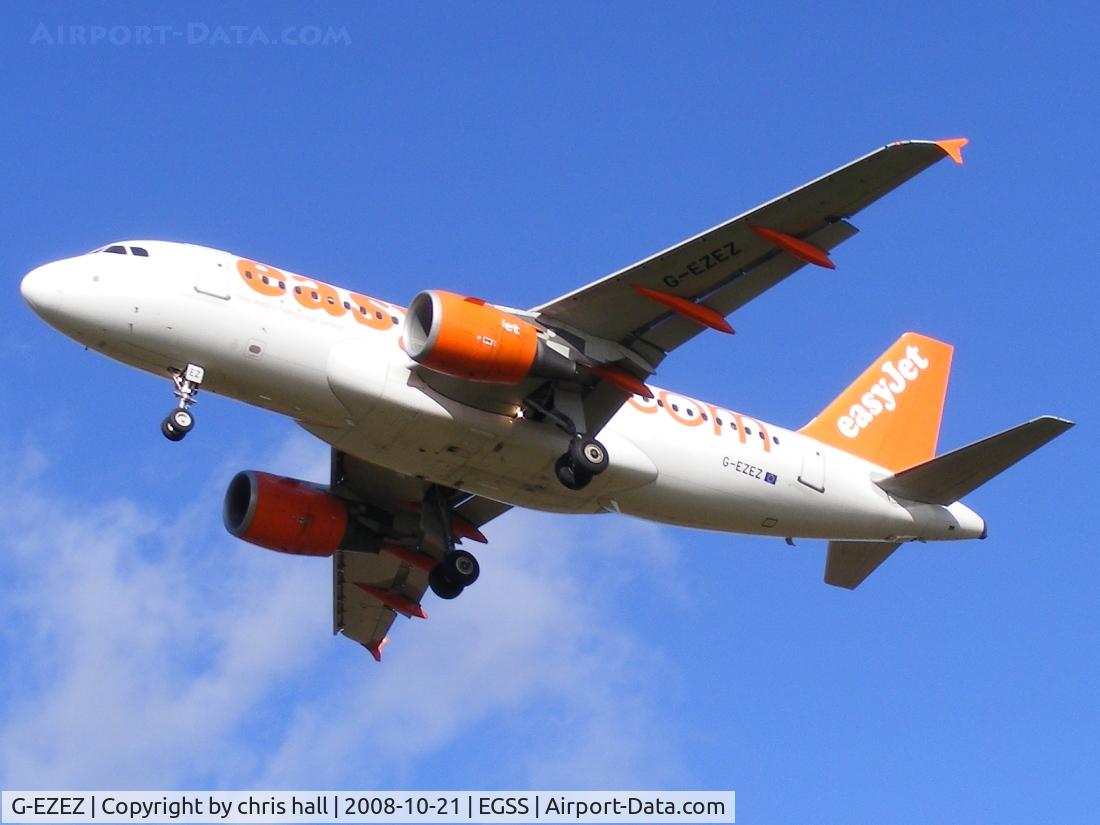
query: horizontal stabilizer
[
  {"left": 825, "top": 540, "right": 901, "bottom": 589},
  {"left": 876, "top": 416, "right": 1074, "bottom": 505}
]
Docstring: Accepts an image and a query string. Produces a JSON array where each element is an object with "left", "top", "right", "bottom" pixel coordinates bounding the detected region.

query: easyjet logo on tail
[
  {"left": 800, "top": 332, "right": 953, "bottom": 472},
  {"left": 837, "top": 344, "right": 929, "bottom": 438}
]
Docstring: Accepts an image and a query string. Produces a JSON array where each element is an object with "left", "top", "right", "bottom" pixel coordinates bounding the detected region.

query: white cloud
[
  {"left": 253, "top": 511, "right": 689, "bottom": 789},
  {"left": 0, "top": 435, "right": 328, "bottom": 788},
  {"left": 0, "top": 432, "right": 687, "bottom": 790}
]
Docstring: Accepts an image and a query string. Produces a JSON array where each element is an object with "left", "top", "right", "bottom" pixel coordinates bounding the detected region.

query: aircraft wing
[
  {"left": 532, "top": 139, "right": 967, "bottom": 375},
  {"left": 335, "top": 548, "right": 429, "bottom": 661},
  {"left": 329, "top": 449, "right": 511, "bottom": 660},
  {"left": 409, "top": 141, "right": 966, "bottom": 444}
]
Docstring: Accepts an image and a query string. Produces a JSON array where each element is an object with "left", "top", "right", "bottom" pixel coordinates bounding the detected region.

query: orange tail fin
[{"left": 800, "top": 333, "right": 953, "bottom": 471}]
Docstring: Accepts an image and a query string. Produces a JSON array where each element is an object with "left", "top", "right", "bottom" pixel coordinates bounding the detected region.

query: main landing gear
[
  {"left": 554, "top": 434, "right": 609, "bottom": 491},
  {"left": 428, "top": 548, "right": 480, "bottom": 600},
  {"left": 161, "top": 363, "right": 204, "bottom": 442},
  {"left": 521, "top": 385, "right": 611, "bottom": 492},
  {"left": 420, "top": 486, "right": 483, "bottom": 601}
]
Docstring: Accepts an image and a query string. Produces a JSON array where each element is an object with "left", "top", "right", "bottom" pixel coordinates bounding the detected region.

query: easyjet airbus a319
[{"left": 21, "top": 139, "right": 1072, "bottom": 659}]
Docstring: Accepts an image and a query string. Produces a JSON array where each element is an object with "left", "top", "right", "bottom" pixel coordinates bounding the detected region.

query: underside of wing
[
  {"left": 330, "top": 449, "right": 511, "bottom": 659},
  {"left": 335, "top": 548, "right": 431, "bottom": 660},
  {"left": 533, "top": 139, "right": 966, "bottom": 374}
]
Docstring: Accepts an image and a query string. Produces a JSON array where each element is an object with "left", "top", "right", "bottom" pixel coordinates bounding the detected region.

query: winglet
[
  {"left": 935, "top": 137, "right": 968, "bottom": 165},
  {"left": 366, "top": 636, "right": 389, "bottom": 662}
]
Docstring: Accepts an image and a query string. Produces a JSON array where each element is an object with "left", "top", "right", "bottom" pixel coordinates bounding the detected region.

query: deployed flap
[
  {"left": 825, "top": 540, "right": 901, "bottom": 589},
  {"left": 876, "top": 416, "right": 1074, "bottom": 505}
]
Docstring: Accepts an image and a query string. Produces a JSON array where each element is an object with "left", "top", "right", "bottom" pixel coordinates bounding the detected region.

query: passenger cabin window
[
  {"left": 130, "top": 246, "right": 149, "bottom": 257},
  {"left": 104, "top": 245, "right": 127, "bottom": 254}
]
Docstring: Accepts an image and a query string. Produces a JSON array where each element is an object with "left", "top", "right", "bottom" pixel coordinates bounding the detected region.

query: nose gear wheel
[{"left": 161, "top": 363, "right": 204, "bottom": 442}]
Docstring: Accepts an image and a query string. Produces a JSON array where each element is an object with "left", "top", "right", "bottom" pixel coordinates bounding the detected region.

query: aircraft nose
[{"left": 20, "top": 263, "right": 59, "bottom": 313}]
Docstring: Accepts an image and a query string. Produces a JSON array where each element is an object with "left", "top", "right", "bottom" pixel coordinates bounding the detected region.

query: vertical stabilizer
[{"left": 801, "top": 333, "right": 953, "bottom": 471}]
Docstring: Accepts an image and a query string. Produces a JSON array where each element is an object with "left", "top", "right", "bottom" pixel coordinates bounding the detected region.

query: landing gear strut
[
  {"left": 161, "top": 363, "right": 204, "bottom": 442},
  {"left": 421, "top": 486, "right": 482, "bottom": 601},
  {"left": 554, "top": 435, "right": 609, "bottom": 491},
  {"left": 523, "top": 385, "right": 611, "bottom": 491}
]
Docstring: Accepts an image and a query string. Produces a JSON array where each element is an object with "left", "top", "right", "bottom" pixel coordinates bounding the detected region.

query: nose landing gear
[
  {"left": 161, "top": 409, "right": 194, "bottom": 442},
  {"left": 161, "top": 363, "right": 204, "bottom": 442}
]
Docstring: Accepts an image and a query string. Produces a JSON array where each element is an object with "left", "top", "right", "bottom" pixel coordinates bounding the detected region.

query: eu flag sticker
[{"left": 764, "top": 472, "right": 777, "bottom": 485}]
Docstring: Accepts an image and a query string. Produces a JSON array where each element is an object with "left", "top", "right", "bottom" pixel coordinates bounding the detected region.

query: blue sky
[{"left": 2, "top": 1, "right": 1097, "bottom": 822}]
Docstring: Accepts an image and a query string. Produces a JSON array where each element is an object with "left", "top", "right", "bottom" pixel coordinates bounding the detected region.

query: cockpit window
[
  {"left": 130, "top": 246, "right": 149, "bottom": 257},
  {"left": 104, "top": 245, "right": 127, "bottom": 254}
]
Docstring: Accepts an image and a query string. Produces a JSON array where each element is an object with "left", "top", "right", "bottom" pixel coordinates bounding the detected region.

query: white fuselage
[{"left": 20, "top": 241, "right": 985, "bottom": 543}]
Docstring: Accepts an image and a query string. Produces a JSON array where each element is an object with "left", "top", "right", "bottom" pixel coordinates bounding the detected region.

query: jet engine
[
  {"left": 223, "top": 471, "right": 376, "bottom": 556},
  {"left": 404, "top": 290, "right": 574, "bottom": 383}
]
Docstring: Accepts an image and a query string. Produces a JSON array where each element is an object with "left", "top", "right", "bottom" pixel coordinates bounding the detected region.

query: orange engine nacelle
[
  {"left": 404, "top": 290, "right": 574, "bottom": 384},
  {"left": 223, "top": 471, "right": 375, "bottom": 556}
]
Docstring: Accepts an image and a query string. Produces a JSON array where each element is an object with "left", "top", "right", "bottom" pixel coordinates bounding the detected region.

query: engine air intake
[{"left": 404, "top": 290, "right": 574, "bottom": 383}]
